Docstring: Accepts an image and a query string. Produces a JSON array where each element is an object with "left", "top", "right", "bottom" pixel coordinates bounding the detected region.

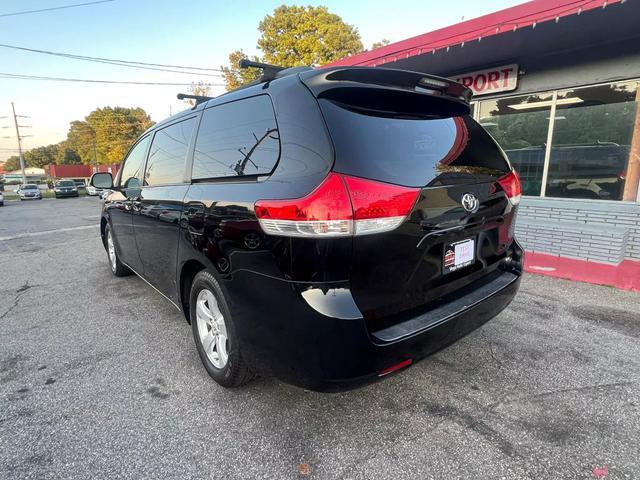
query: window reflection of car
[
  {"left": 506, "top": 142, "right": 628, "bottom": 199},
  {"left": 218, "top": 219, "right": 262, "bottom": 250}
]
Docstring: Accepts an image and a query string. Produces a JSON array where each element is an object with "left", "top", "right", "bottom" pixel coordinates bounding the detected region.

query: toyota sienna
[{"left": 91, "top": 66, "right": 523, "bottom": 391}]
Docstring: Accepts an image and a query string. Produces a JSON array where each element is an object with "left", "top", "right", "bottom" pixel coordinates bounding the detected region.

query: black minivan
[{"left": 91, "top": 66, "right": 523, "bottom": 391}]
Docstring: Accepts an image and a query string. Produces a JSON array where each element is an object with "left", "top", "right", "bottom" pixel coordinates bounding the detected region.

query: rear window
[
  {"left": 192, "top": 95, "right": 280, "bottom": 180},
  {"left": 319, "top": 99, "right": 510, "bottom": 187}
]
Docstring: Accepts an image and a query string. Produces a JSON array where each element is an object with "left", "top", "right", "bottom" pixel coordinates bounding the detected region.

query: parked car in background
[
  {"left": 54, "top": 180, "right": 79, "bottom": 198},
  {"left": 91, "top": 66, "right": 523, "bottom": 391},
  {"left": 18, "top": 184, "right": 42, "bottom": 200},
  {"left": 86, "top": 184, "right": 103, "bottom": 196},
  {"left": 75, "top": 181, "right": 86, "bottom": 190},
  {"left": 0, "top": 191, "right": 4, "bottom": 206}
]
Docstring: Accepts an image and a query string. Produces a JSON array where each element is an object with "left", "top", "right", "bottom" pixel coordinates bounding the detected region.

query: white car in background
[
  {"left": 18, "top": 184, "right": 42, "bottom": 200},
  {"left": 0, "top": 191, "right": 4, "bottom": 206},
  {"left": 86, "top": 184, "right": 103, "bottom": 196}
]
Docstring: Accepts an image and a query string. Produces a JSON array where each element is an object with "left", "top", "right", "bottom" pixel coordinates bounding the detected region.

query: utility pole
[
  {"left": 10, "top": 102, "right": 27, "bottom": 184},
  {"left": 92, "top": 139, "right": 98, "bottom": 173}
]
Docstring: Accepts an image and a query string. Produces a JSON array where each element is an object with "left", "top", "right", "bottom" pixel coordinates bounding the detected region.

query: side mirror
[{"left": 91, "top": 172, "right": 113, "bottom": 189}]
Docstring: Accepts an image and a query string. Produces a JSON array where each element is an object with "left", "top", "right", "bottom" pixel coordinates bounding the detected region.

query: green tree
[
  {"left": 4, "top": 156, "right": 20, "bottom": 171},
  {"left": 371, "top": 39, "right": 390, "bottom": 50},
  {"left": 23, "top": 144, "right": 59, "bottom": 168},
  {"left": 258, "top": 5, "right": 362, "bottom": 67},
  {"left": 221, "top": 5, "right": 363, "bottom": 91},
  {"left": 65, "top": 107, "right": 154, "bottom": 165},
  {"left": 220, "top": 50, "right": 262, "bottom": 91},
  {"left": 56, "top": 143, "right": 82, "bottom": 164}
]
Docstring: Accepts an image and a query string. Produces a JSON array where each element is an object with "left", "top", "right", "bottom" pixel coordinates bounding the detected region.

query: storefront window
[
  {"left": 478, "top": 94, "right": 552, "bottom": 196},
  {"left": 545, "top": 81, "right": 639, "bottom": 200}
]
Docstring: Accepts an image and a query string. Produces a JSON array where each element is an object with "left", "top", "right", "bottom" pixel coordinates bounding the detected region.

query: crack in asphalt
[
  {"left": 0, "top": 294, "right": 23, "bottom": 321},
  {"left": 481, "top": 329, "right": 504, "bottom": 369},
  {"left": 0, "top": 282, "right": 40, "bottom": 321}
]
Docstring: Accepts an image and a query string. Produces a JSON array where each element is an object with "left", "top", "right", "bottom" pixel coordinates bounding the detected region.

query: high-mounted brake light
[
  {"left": 255, "top": 173, "right": 420, "bottom": 237},
  {"left": 497, "top": 171, "right": 521, "bottom": 206}
]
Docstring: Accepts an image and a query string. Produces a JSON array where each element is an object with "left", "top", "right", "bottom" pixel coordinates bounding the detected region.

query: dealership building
[{"left": 331, "top": 0, "right": 640, "bottom": 290}]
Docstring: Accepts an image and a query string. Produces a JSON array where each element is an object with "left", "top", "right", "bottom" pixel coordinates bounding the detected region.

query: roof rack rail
[
  {"left": 176, "top": 93, "right": 213, "bottom": 105},
  {"left": 239, "top": 59, "right": 285, "bottom": 82}
]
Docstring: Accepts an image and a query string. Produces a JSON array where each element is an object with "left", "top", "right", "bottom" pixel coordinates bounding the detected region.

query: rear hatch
[{"left": 302, "top": 68, "right": 520, "bottom": 329}]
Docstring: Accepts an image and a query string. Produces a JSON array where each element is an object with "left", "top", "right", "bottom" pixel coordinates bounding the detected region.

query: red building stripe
[
  {"left": 525, "top": 251, "right": 640, "bottom": 292},
  {"left": 327, "top": 0, "right": 623, "bottom": 68}
]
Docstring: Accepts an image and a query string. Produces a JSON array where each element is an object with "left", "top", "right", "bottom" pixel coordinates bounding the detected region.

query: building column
[{"left": 622, "top": 84, "right": 640, "bottom": 201}]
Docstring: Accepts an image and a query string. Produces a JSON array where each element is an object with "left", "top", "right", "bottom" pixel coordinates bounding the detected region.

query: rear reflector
[
  {"left": 378, "top": 359, "right": 413, "bottom": 377},
  {"left": 497, "top": 170, "right": 521, "bottom": 206},
  {"left": 255, "top": 173, "right": 419, "bottom": 237}
]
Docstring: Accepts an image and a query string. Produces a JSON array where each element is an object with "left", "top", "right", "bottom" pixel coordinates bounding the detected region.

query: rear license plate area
[{"left": 443, "top": 238, "right": 475, "bottom": 274}]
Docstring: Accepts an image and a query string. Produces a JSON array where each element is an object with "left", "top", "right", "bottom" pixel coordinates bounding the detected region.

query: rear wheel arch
[{"left": 179, "top": 259, "right": 207, "bottom": 322}]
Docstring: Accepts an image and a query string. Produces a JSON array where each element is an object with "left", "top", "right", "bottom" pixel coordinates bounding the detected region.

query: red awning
[{"left": 326, "top": 0, "right": 623, "bottom": 68}]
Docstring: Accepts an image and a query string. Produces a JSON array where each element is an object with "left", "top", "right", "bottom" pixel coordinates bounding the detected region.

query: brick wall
[{"left": 515, "top": 197, "right": 640, "bottom": 264}]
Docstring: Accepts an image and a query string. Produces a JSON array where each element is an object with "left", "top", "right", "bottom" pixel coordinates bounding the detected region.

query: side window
[
  {"left": 118, "top": 136, "right": 151, "bottom": 189},
  {"left": 192, "top": 95, "right": 280, "bottom": 179},
  {"left": 144, "top": 117, "right": 197, "bottom": 186}
]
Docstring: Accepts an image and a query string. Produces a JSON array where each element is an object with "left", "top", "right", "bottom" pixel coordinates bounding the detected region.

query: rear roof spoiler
[{"left": 299, "top": 67, "right": 472, "bottom": 117}]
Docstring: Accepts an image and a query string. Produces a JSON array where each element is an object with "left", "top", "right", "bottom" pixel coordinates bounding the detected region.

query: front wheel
[
  {"left": 190, "top": 270, "right": 254, "bottom": 388},
  {"left": 105, "top": 225, "right": 131, "bottom": 277}
]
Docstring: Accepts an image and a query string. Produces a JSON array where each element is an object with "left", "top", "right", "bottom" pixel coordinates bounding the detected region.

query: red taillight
[
  {"left": 255, "top": 173, "right": 420, "bottom": 237},
  {"left": 497, "top": 170, "right": 521, "bottom": 206},
  {"left": 343, "top": 175, "right": 419, "bottom": 235}
]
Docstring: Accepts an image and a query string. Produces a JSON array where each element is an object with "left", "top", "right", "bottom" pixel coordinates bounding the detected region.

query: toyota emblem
[{"left": 461, "top": 193, "right": 479, "bottom": 213}]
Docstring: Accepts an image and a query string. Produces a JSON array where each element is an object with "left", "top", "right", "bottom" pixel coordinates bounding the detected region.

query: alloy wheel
[
  {"left": 196, "top": 288, "right": 229, "bottom": 369},
  {"left": 107, "top": 231, "right": 117, "bottom": 272}
]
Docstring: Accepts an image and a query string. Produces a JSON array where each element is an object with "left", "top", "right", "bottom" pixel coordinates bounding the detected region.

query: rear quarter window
[
  {"left": 192, "top": 95, "right": 280, "bottom": 180},
  {"left": 319, "top": 99, "right": 510, "bottom": 187}
]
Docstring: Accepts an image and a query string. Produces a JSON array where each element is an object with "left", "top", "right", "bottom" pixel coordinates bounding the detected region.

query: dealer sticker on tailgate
[{"left": 443, "top": 238, "right": 475, "bottom": 274}]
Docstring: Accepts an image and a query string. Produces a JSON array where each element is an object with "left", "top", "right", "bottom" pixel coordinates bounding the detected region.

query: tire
[
  {"left": 190, "top": 270, "right": 254, "bottom": 388},
  {"left": 105, "top": 224, "right": 131, "bottom": 277}
]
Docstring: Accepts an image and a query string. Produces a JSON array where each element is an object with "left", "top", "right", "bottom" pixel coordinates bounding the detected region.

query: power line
[
  {"left": 0, "top": 0, "right": 114, "bottom": 18},
  {"left": 0, "top": 43, "right": 224, "bottom": 72},
  {"left": 0, "top": 72, "right": 224, "bottom": 86},
  {"left": 0, "top": 43, "right": 224, "bottom": 76}
]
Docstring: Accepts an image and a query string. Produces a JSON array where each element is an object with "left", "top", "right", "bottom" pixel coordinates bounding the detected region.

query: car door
[
  {"left": 132, "top": 116, "right": 198, "bottom": 303},
  {"left": 107, "top": 135, "right": 151, "bottom": 274}
]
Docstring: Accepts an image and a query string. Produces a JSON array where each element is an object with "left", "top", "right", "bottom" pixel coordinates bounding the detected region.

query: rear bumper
[{"left": 224, "top": 253, "right": 522, "bottom": 391}]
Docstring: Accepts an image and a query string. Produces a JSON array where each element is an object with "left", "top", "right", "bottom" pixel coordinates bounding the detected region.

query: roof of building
[
  {"left": 326, "top": 0, "right": 624, "bottom": 68},
  {"left": 5, "top": 167, "right": 45, "bottom": 175}
]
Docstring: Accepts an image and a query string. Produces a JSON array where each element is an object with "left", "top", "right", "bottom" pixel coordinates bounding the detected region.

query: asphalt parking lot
[{"left": 1, "top": 197, "right": 638, "bottom": 479}]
